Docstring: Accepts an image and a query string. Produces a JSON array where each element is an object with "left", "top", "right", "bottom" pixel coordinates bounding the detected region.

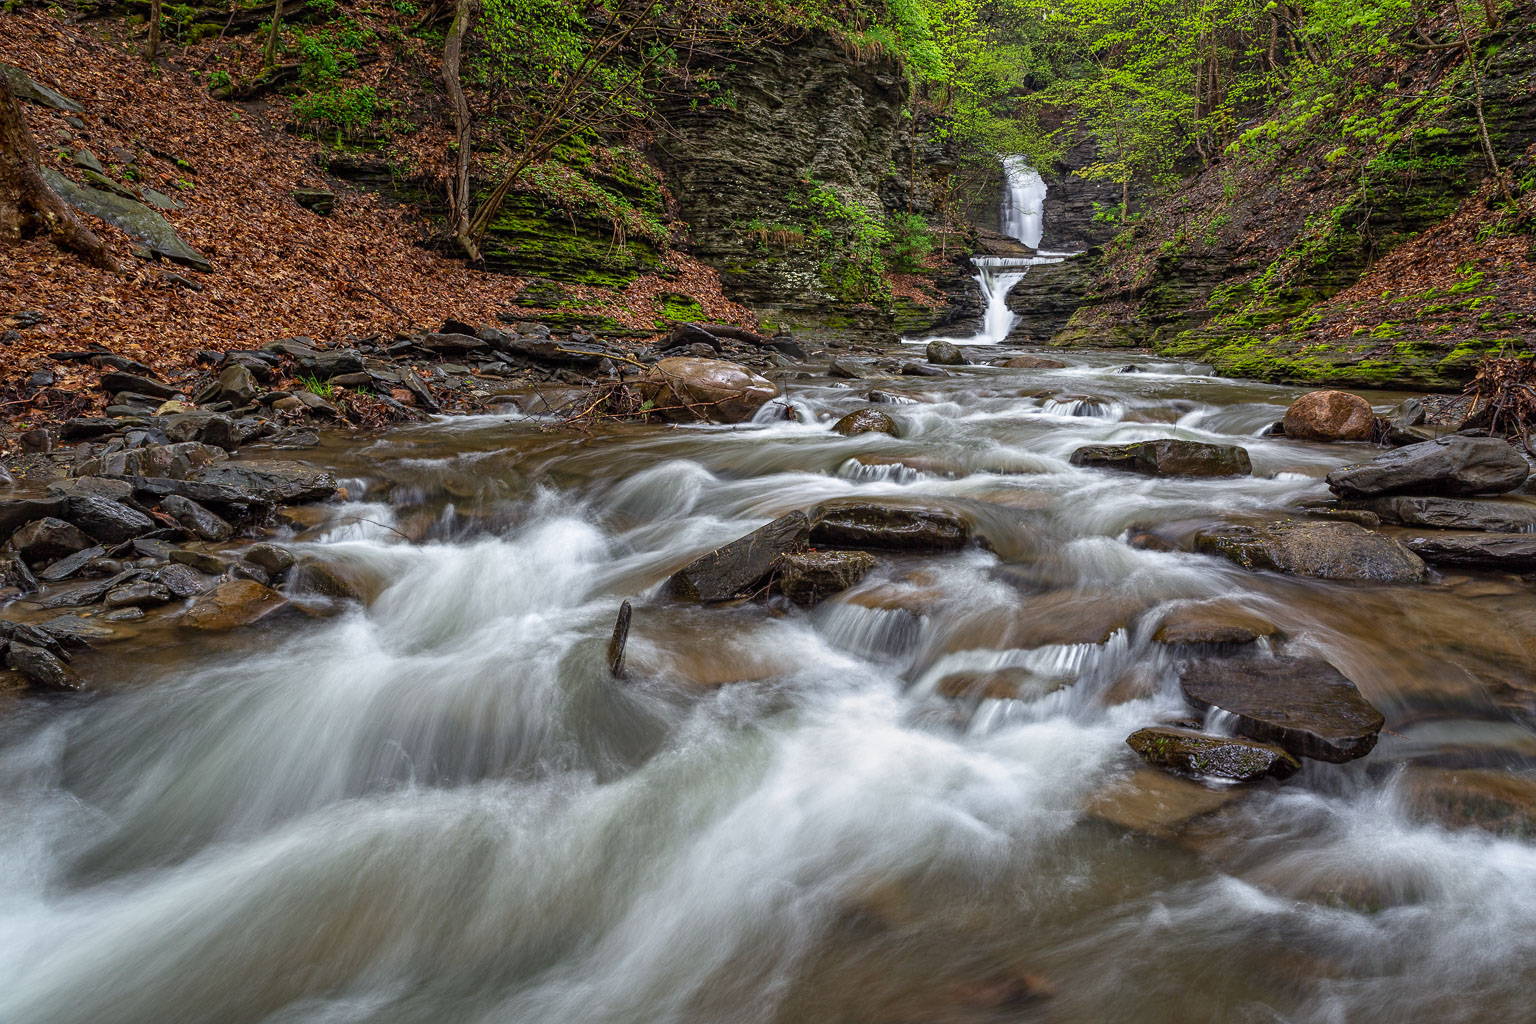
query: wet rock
[
  {"left": 149, "top": 562, "right": 209, "bottom": 598},
  {"left": 1070, "top": 439, "right": 1252, "bottom": 478},
  {"left": 996, "top": 354, "right": 1066, "bottom": 369},
  {"left": 1344, "top": 495, "right": 1536, "bottom": 532},
  {"left": 159, "top": 494, "right": 233, "bottom": 541},
  {"left": 1282, "top": 390, "right": 1376, "bottom": 442},
  {"left": 828, "top": 357, "right": 874, "bottom": 379},
  {"left": 5, "top": 642, "right": 81, "bottom": 691},
  {"left": 170, "top": 548, "right": 233, "bottom": 575},
  {"left": 36, "top": 545, "right": 107, "bottom": 582},
  {"left": 62, "top": 493, "right": 155, "bottom": 543},
  {"left": 60, "top": 417, "right": 124, "bottom": 441},
  {"left": 809, "top": 501, "right": 971, "bottom": 552},
  {"left": 229, "top": 561, "right": 271, "bottom": 586},
  {"left": 1084, "top": 767, "right": 1238, "bottom": 839},
  {"left": 1127, "top": 726, "right": 1300, "bottom": 781},
  {"left": 668, "top": 511, "right": 810, "bottom": 601},
  {"left": 0, "top": 553, "right": 39, "bottom": 595},
  {"left": 1153, "top": 604, "right": 1280, "bottom": 645},
  {"left": 866, "top": 389, "right": 917, "bottom": 405},
  {"left": 1179, "top": 656, "right": 1385, "bottom": 763},
  {"left": 182, "top": 579, "right": 290, "bottom": 631},
  {"left": 926, "top": 340, "right": 965, "bottom": 365},
  {"left": 1326, "top": 436, "right": 1529, "bottom": 498},
  {"left": 75, "top": 441, "right": 226, "bottom": 480},
  {"left": 296, "top": 349, "right": 365, "bottom": 380},
  {"left": 6, "top": 517, "right": 94, "bottom": 566},
  {"left": 1401, "top": 533, "right": 1536, "bottom": 570},
  {"left": 831, "top": 408, "right": 899, "bottom": 438},
  {"left": 777, "top": 550, "right": 877, "bottom": 606},
  {"left": 196, "top": 363, "right": 257, "bottom": 405},
  {"left": 1194, "top": 519, "right": 1426, "bottom": 584},
  {"left": 99, "top": 371, "right": 179, "bottom": 401},
  {"left": 608, "top": 600, "right": 631, "bottom": 678},
  {"left": 0, "top": 496, "right": 69, "bottom": 538},
  {"left": 640, "top": 358, "right": 779, "bottom": 424},
  {"left": 191, "top": 460, "right": 338, "bottom": 503},
  {"left": 130, "top": 478, "right": 271, "bottom": 520},
  {"left": 243, "top": 543, "right": 295, "bottom": 577},
  {"left": 901, "top": 362, "right": 947, "bottom": 377},
  {"left": 1397, "top": 766, "right": 1536, "bottom": 836},
  {"left": 104, "top": 580, "right": 173, "bottom": 608},
  {"left": 289, "top": 559, "right": 365, "bottom": 602}
]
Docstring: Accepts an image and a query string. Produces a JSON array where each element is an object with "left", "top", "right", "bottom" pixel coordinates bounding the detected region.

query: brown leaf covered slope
[{"left": 0, "top": 11, "right": 751, "bottom": 376}]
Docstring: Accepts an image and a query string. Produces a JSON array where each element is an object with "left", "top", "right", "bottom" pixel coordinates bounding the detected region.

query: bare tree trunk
[
  {"left": 0, "top": 78, "right": 117, "bottom": 270},
  {"left": 263, "top": 0, "right": 283, "bottom": 69},
  {"left": 1455, "top": 2, "right": 1514, "bottom": 204},
  {"left": 146, "top": 0, "right": 162, "bottom": 61},
  {"left": 443, "top": 0, "right": 478, "bottom": 259}
]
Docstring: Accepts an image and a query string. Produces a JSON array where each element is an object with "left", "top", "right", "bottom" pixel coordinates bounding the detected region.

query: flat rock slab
[
  {"left": 810, "top": 501, "right": 971, "bottom": 551},
  {"left": 42, "top": 168, "right": 212, "bottom": 272},
  {"left": 1401, "top": 532, "right": 1536, "bottom": 569},
  {"left": 1346, "top": 495, "right": 1536, "bottom": 533},
  {"left": 668, "top": 511, "right": 809, "bottom": 601},
  {"left": 1195, "top": 519, "right": 1426, "bottom": 583},
  {"left": 1127, "top": 726, "right": 1300, "bottom": 781},
  {"left": 182, "top": 580, "right": 289, "bottom": 631},
  {"left": 1326, "top": 436, "right": 1529, "bottom": 498},
  {"left": 1, "top": 63, "right": 83, "bottom": 112},
  {"left": 1179, "top": 656, "right": 1385, "bottom": 763},
  {"left": 1070, "top": 439, "right": 1252, "bottom": 478},
  {"left": 191, "top": 460, "right": 338, "bottom": 504}
]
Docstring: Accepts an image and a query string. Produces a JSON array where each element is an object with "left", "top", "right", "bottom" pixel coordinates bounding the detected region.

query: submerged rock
[
  {"left": 182, "top": 579, "right": 290, "bottom": 631},
  {"left": 1194, "top": 519, "right": 1426, "bottom": 583},
  {"left": 1152, "top": 603, "right": 1280, "bottom": 645},
  {"left": 996, "top": 354, "right": 1066, "bottom": 369},
  {"left": 776, "top": 550, "right": 876, "bottom": 606},
  {"left": 289, "top": 559, "right": 365, "bottom": 602},
  {"left": 1070, "top": 439, "right": 1252, "bottom": 478},
  {"left": 1326, "top": 436, "right": 1529, "bottom": 498},
  {"left": 809, "top": 501, "right": 971, "bottom": 551},
  {"left": 1282, "top": 390, "right": 1376, "bottom": 442},
  {"left": 668, "top": 511, "right": 810, "bottom": 601},
  {"left": 1178, "top": 656, "right": 1385, "bottom": 763},
  {"left": 1126, "top": 726, "right": 1300, "bottom": 782},
  {"left": 641, "top": 357, "right": 779, "bottom": 424},
  {"left": 831, "top": 408, "right": 899, "bottom": 438}
]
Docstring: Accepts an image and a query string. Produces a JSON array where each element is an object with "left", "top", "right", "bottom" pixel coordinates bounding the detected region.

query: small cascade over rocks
[{"left": 909, "top": 156, "right": 1074, "bottom": 348}]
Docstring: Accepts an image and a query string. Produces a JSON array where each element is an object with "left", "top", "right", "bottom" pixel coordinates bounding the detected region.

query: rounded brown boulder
[
  {"left": 641, "top": 358, "right": 779, "bottom": 424},
  {"left": 1282, "top": 390, "right": 1375, "bottom": 442}
]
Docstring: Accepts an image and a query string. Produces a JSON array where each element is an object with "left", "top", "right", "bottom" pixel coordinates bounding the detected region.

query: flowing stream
[{"left": 2, "top": 355, "right": 1535, "bottom": 1023}]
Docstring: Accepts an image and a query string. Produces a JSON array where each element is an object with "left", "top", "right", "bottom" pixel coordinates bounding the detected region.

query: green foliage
[
  {"left": 290, "top": 85, "right": 382, "bottom": 136},
  {"left": 886, "top": 212, "right": 933, "bottom": 271},
  {"left": 299, "top": 374, "right": 336, "bottom": 399}
]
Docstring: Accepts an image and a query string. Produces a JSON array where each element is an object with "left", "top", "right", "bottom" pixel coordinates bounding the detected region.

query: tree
[
  {"left": 146, "top": 0, "right": 162, "bottom": 62},
  {"left": 0, "top": 76, "right": 117, "bottom": 270}
]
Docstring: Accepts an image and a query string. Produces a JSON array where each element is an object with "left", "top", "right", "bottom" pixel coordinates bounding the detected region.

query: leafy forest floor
[{"left": 0, "top": 9, "right": 753, "bottom": 382}]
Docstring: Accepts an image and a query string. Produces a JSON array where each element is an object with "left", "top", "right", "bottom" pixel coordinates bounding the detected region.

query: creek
[{"left": 2, "top": 353, "right": 1535, "bottom": 1023}]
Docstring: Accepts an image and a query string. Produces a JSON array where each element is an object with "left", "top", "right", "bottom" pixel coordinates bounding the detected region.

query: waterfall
[{"left": 906, "top": 156, "right": 1068, "bottom": 348}]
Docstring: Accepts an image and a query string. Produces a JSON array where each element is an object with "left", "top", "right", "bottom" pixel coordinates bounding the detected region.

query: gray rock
[
  {"left": 191, "top": 460, "right": 337, "bottom": 503},
  {"left": 1178, "top": 656, "right": 1385, "bottom": 763},
  {"left": 0, "top": 553, "right": 39, "bottom": 595},
  {"left": 1070, "top": 439, "right": 1252, "bottom": 478},
  {"left": 0, "top": 63, "right": 84, "bottom": 112},
  {"left": 0, "top": 496, "right": 68, "bottom": 538},
  {"left": 1344, "top": 495, "right": 1536, "bottom": 533},
  {"left": 1401, "top": 533, "right": 1536, "bottom": 569},
  {"left": 149, "top": 562, "right": 210, "bottom": 598},
  {"left": 809, "top": 501, "right": 971, "bottom": 552},
  {"left": 1326, "top": 436, "right": 1529, "bottom": 498},
  {"left": 777, "top": 550, "right": 876, "bottom": 606},
  {"left": 75, "top": 441, "right": 226, "bottom": 481},
  {"left": 5, "top": 642, "right": 81, "bottom": 691},
  {"left": 296, "top": 349, "right": 365, "bottom": 380},
  {"left": 63, "top": 493, "right": 155, "bottom": 543},
  {"left": 36, "top": 545, "right": 107, "bottom": 582},
  {"left": 6, "top": 517, "right": 94, "bottom": 566},
  {"left": 668, "top": 511, "right": 810, "bottom": 601},
  {"left": 415, "top": 332, "right": 488, "bottom": 355},
  {"left": 926, "top": 340, "right": 965, "bottom": 365},
  {"left": 243, "top": 543, "right": 295, "bottom": 576},
  {"left": 198, "top": 363, "right": 256, "bottom": 405},
  {"left": 1194, "top": 519, "right": 1426, "bottom": 584},
  {"left": 1126, "top": 727, "right": 1300, "bottom": 781},
  {"left": 291, "top": 188, "right": 335, "bottom": 214},
  {"left": 42, "top": 168, "right": 212, "bottom": 272},
  {"left": 104, "top": 580, "right": 173, "bottom": 607},
  {"left": 901, "top": 362, "right": 947, "bottom": 377},
  {"left": 229, "top": 561, "right": 271, "bottom": 586},
  {"left": 160, "top": 494, "right": 232, "bottom": 541}
]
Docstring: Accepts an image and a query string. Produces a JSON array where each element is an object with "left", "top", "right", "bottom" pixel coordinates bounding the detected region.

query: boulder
[
  {"left": 1152, "top": 604, "right": 1280, "bottom": 645},
  {"left": 160, "top": 494, "right": 233, "bottom": 541},
  {"left": 243, "top": 543, "right": 295, "bottom": 576},
  {"left": 149, "top": 563, "right": 210, "bottom": 598},
  {"left": 1069, "top": 439, "right": 1252, "bottom": 478},
  {"left": 776, "top": 550, "right": 876, "bottom": 606},
  {"left": 667, "top": 511, "right": 810, "bottom": 601},
  {"left": 1325, "top": 436, "right": 1529, "bottom": 498},
  {"left": 62, "top": 493, "right": 155, "bottom": 543},
  {"left": 5, "top": 642, "right": 81, "bottom": 691},
  {"left": 831, "top": 408, "right": 899, "bottom": 438},
  {"left": 1194, "top": 519, "right": 1426, "bottom": 584},
  {"left": 0, "top": 496, "right": 68, "bottom": 538},
  {"left": 1401, "top": 533, "right": 1536, "bottom": 570},
  {"left": 296, "top": 349, "right": 365, "bottom": 380},
  {"left": 1346, "top": 495, "right": 1536, "bottom": 532},
  {"left": 1281, "top": 390, "right": 1376, "bottom": 442},
  {"left": 926, "top": 340, "right": 965, "bottom": 365},
  {"left": 3, "top": 553, "right": 42, "bottom": 593},
  {"left": 100, "top": 371, "right": 179, "bottom": 400},
  {"left": 1126, "top": 727, "right": 1300, "bottom": 782},
  {"left": 901, "top": 362, "right": 947, "bottom": 377},
  {"left": 6, "top": 517, "right": 94, "bottom": 566},
  {"left": 1178, "top": 656, "right": 1385, "bottom": 763},
  {"left": 809, "top": 501, "right": 971, "bottom": 552},
  {"left": 996, "top": 355, "right": 1066, "bottom": 369},
  {"left": 182, "top": 580, "right": 290, "bottom": 631},
  {"left": 641, "top": 358, "right": 779, "bottom": 424},
  {"left": 191, "top": 460, "right": 338, "bottom": 503},
  {"left": 197, "top": 363, "right": 257, "bottom": 405},
  {"left": 289, "top": 559, "right": 365, "bottom": 601}
]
